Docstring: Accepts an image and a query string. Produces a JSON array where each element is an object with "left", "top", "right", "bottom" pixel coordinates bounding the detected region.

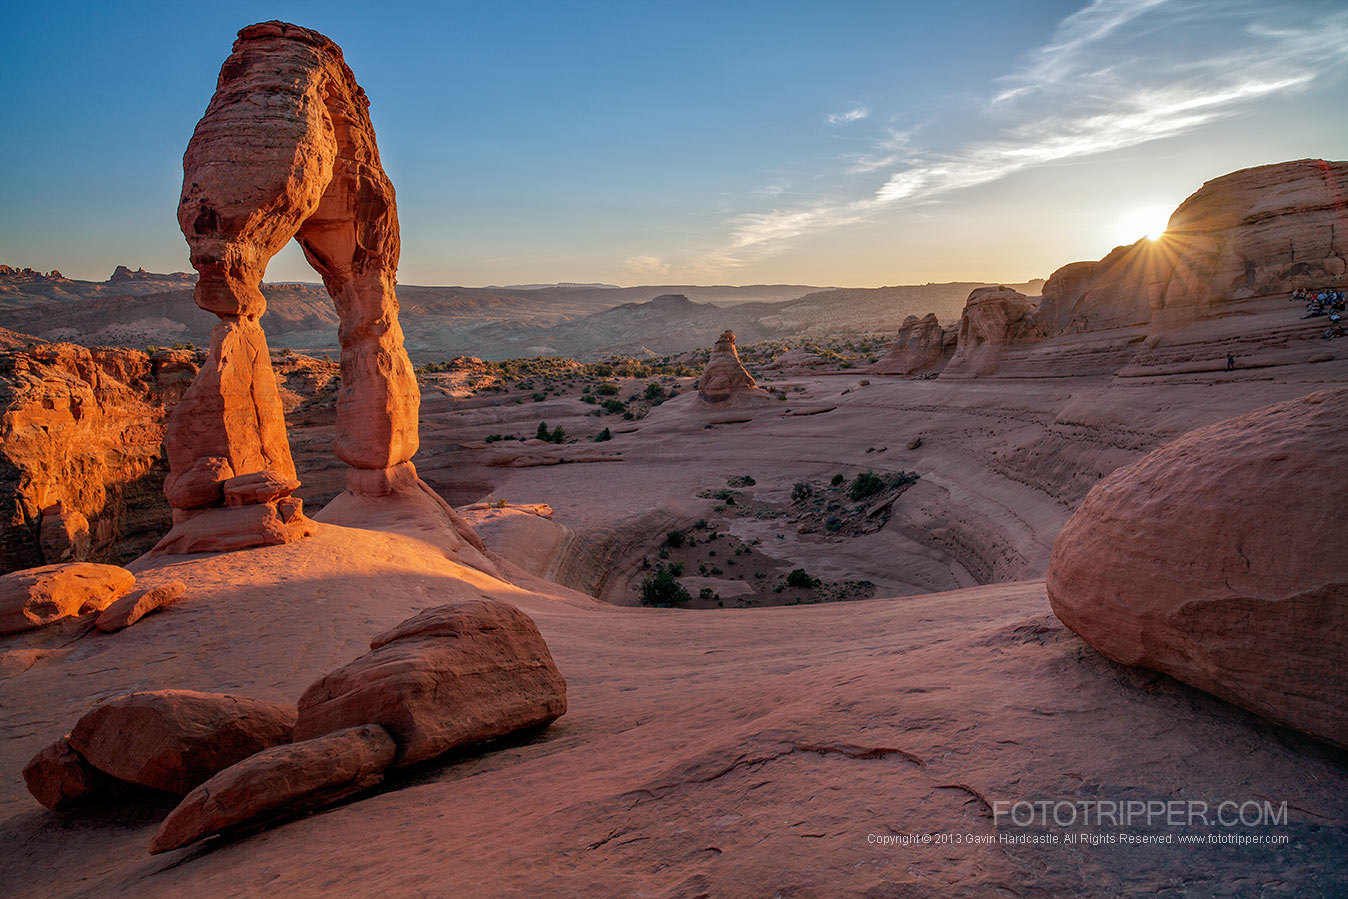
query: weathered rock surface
[
  {"left": 294, "top": 600, "right": 567, "bottom": 765},
  {"left": 150, "top": 724, "right": 397, "bottom": 854},
  {"left": 697, "top": 330, "right": 769, "bottom": 404},
  {"left": 1, "top": 343, "right": 198, "bottom": 572},
  {"left": 151, "top": 500, "right": 316, "bottom": 556},
  {"left": 1038, "top": 159, "right": 1348, "bottom": 335},
  {"left": 95, "top": 581, "right": 188, "bottom": 632},
  {"left": 942, "top": 287, "right": 1042, "bottom": 378},
  {"left": 67, "top": 690, "right": 297, "bottom": 794},
  {"left": 22, "top": 735, "right": 124, "bottom": 811},
  {"left": 0, "top": 562, "right": 135, "bottom": 635},
  {"left": 1047, "top": 388, "right": 1348, "bottom": 748},
  {"left": 163, "top": 19, "right": 420, "bottom": 549},
  {"left": 872, "top": 313, "right": 956, "bottom": 375}
]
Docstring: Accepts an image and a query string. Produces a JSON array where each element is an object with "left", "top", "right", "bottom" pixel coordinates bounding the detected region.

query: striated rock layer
[
  {"left": 1046, "top": 388, "right": 1348, "bottom": 748},
  {"left": 0, "top": 344, "right": 197, "bottom": 572},
  {"left": 162, "top": 20, "right": 421, "bottom": 551},
  {"left": 871, "top": 313, "right": 955, "bottom": 375}
]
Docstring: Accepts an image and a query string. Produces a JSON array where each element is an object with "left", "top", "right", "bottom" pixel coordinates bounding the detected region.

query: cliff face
[
  {"left": 0, "top": 345, "right": 198, "bottom": 572},
  {"left": 1038, "top": 159, "right": 1348, "bottom": 334}
]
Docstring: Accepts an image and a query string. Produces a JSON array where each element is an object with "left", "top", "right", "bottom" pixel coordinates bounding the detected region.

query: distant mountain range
[{"left": 0, "top": 265, "right": 1043, "bottom": 361}]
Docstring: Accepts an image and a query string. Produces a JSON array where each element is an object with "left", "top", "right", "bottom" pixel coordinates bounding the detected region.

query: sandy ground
[{"left": 2, "top": 302, "right": 1346, "bottom": 896}]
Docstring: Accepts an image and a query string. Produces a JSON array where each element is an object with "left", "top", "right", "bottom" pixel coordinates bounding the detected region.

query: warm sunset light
[{"left": 1115, "top": 204, "right": 1173, "bottom": 244}]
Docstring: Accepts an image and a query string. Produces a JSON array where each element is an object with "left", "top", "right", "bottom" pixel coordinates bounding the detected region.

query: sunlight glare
[{"left": 1115, "top": 204, "right": 1173, "bottom": 244}]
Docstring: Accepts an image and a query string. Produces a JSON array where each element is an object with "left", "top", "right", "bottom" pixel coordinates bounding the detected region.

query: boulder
[
  {"left": 95, "top": 581, "right": 188, "bottom": 632},
  {"left": 222, "top": 470, "right": 300, "bottom": 506},
  {"left": 150, "top": 725, "right": 396, "bottom": 854},
  {"left": 1047, "top": 388, "right": 1348, "bottom": 748},
  {"left": 294, "top": 600, "right": 567, "bottom": 765},
  {"left": 23, "top": 735, "right": 124, "bottom": 811},
  {"left": 0, "top": 563, "right": 135, "bottom": 635},
  {"left": 67, "top": 690, "right": 297, "bottom": 794}
]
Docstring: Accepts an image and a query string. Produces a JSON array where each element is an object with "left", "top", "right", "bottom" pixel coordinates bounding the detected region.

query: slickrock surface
[
  {"left": 0, "top": 344, "right": 197, "bottom": 571},
  {"left": 65, "top": 690, "right": 297, "bottom": 795},
  {"left": 697, "top": 330, "right": 770, "bottom": 404},
  {"left": 871, "top": 312, "right": 954, "bottom": 375},
  {"left": 95, "top": 581, "right": 188, "bottom": 632},
  {"left": 1047, "top": 387, "right": 1348, "bottom": 748},
  {"left": 0, "top": 562, "right": 135, "bottom": 635},
  {"left": 294, "top": 600, "right": 567, "bottom": 765},
  {"left": 151, "top": 724, "right": 397, "bottom": 854}
]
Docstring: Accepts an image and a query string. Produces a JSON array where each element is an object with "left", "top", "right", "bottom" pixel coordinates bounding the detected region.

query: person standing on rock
[{"left": 1226, "top": 353, "right": 1236, "bottom": 371}]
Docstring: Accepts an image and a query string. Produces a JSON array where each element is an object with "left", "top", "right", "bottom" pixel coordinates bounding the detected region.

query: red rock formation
[
  {"left": 293, "top": 600, "right": 567, "bottom": 765},
  {"left": 65, "top": 690, "right": 297, "bottom": 795},
  {"left": 1039, "top": 159, "right": 1348, "bottom": 334},
  {"left": 872, "top": 313, "right": 955, "bottom": 375},
  {"left": 22, "top": 735, "right": 123, "bottom": 811},
  {"left": 162, "top": 21, "right": 421, "bottom": 551},
  {"left": 150, "top": 724, "right": 396, "bottom": 854},
  {"left": 1046, "top": 388, "right": 1348, "bottom": 748},
  {"left": 0, "top": 344, "right": 198, "bottom": 572},
  {"left": 941, "top": 287, "right": 1042, "bottom": 378},
  {"left": 94, "top": 580, "right": 187, "bottom": 632},
  {"left": 697, "top": 330, "right": 768, "bottom": 404},
  {"left": 0, "top": 562, "right": 135, "bottom": 635}
]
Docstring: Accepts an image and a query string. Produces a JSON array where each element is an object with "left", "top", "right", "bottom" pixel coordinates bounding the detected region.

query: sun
[{"left": 1114, "top": 204, "right": 1173, "bottom": 244}]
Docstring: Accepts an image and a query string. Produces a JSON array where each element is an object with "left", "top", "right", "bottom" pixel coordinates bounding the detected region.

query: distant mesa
[
  {"left": 696, "top": 329, "right": 771, "bottom": 406},
  {"left": 1047, "top": 388, "right": 1348, "bottom": 749}
]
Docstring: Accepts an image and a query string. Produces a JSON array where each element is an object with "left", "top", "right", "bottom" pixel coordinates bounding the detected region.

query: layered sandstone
[
  {"left": 697, "top": 330, "right": 770, "bottom": 404},
  {"left": 161, "top": 20, "right": 421, "bottom": 552},
  {"left": 1047, "top": 388, "right": 1348, "bottom": 748},
  {"left": 872, "top": 313, "right": 956, "bottom": 375},
  {"left": 941, "top": 287, "right": 1041, "bottom": 378},
  {"left": 0, "top": 343, "right": 198, "bottom": 572},
  {"left": 1039, "top": 159, "right": 1348, "bottom": 335}
]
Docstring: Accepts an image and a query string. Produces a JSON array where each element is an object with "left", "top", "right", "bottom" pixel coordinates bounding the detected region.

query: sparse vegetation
[
  {"left": 640, "top": 564, "right": 691, "bottom": 607},
  {"left": 593, "top": 427, "right": 612, "bottom": 442},
  {"left": 727, "top": 475, "right": 756, "bottom": 487},
  {"left": 786, "top": 568, "right": 819, "bottom": 588},
  {"left": 848, "top": 471, "right": 887, "bottom": 501}
]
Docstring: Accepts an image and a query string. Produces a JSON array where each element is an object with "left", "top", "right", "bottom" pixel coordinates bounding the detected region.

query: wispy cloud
[
  {"left": 622, "top": 254, "right": 672, "bottom": 280},
  {"left": 692, "top": 0, "right": 1348, "bottom": 271},
  {"left": 826, "top": 106, "right": 869, "bottom": 126}
]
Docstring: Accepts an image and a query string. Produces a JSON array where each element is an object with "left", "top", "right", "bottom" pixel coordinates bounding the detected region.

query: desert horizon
[{"left": 2, "top": 3, "right": 1346, "bottom": 898}]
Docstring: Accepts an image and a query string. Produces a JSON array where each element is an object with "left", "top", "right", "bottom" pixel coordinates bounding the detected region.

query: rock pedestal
[{"left": 157, "top": 21, "right": 422, "bottom": 553}]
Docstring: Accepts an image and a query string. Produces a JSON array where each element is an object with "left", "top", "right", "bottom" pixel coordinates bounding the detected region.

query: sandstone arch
[{"left": 157, "top": 22, "right": 419, "bottom": 552}]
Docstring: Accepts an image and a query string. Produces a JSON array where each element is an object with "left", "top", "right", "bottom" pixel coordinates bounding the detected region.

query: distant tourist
[{"left": 1226, "top": 353, "right": 1236, "bottom": 371}]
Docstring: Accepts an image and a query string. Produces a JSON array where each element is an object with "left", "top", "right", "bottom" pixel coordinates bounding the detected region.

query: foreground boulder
[
  {"left": 294, "top": 600, "right": 567, "bottom": 765},
  {"left": 0, "top": 563, "right": 135, "bottom": 635},
  {"left": 94, "top": 581, "right": 188, "bottom": 632},
  {"left": 22, "top": 735, "right": 124, "bottom": 811},
  {"left": 1047, "top": 388, "right": 1348, "bottom": 748},
  {"left": 66, "top": 690, "right": 296, "bottom": 794},
  {"left": 150, "top": 725, "right": 396, "bottom": 854}
]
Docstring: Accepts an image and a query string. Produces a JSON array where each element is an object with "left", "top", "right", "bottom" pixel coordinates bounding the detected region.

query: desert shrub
[
  {"left": 792, "top": 482, "right": 813, "bottom": 501},
  {"left": 640, "top": 565, "right": 691, "bottom": 607},
  {"left": 825, "top": 515, "right": 843, "bottom": 532},
  {"left": 593, "top": 428, "right": 612, "bottom": 442},
  {"left": 644, "top": 382, "right": 665, "bottom": 400},
  {"left": 602, "top": 399, "right": 625, "bottom": 414},
  {"left": 786, "top": 568, "right": 819, "bottom": 588},
  {"left": 536, "top": 422, "right": 565, "bottom": 443},
  {"left": 593, "top": 363, "right": 614, "bottom": 377},
  {"left": 664, "top": 530, "right": 687, "bottom": 548},
  {"left": 831, "top": 474, "right": 846, "bottom": 486},
  {"left": 596, "top": 382, "right": 620, "bottom": 396},
  {"left": 727, "top": 475, "right": 756, "bottom": 487},
  {"left": 699, "top": 588, "right": 715, "bottom": 600},
  {"left": 580, "top": 394, "right": 597, "bottom": 404},
  {"left": 532, "top": 392, "right": 546, "bottom": 402},
  {"left": 849, "top": 471, "right": 886, "bottom": 501}
]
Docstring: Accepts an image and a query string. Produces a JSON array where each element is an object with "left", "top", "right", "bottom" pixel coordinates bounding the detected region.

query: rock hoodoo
[
  {"left": 159, "top": 21, "right": 420, "bottom": 553},
  {"left": 872, "top": 312, "right": 956, "bottom": 375},
  {"left": 942, "top": 287, "right": 1041, "bottom": 378},
  {"left": 697, "top": 330, "right": 767, "bottom": 403},
  {"left": 1046, "top": 388, "right": 1348, "bottom": 749}
]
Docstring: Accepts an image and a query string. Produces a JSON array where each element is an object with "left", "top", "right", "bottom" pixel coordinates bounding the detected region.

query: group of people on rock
[{"left": 1291, "top": 286, "right": 1345, "bottom": 338}]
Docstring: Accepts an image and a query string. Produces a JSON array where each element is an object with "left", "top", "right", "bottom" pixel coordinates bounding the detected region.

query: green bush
[
  {"left": 596, "top": 382, "right": 620, "bottom": 396},
  {"left": 644, "top": 382, "right": 665, "bottom": 400},
  {"left": 727, "top": 475, "right": 756, "bottom": 487},
  {"left": 849, "top": 471, "right": 886, "bottom": 501},
  {"left": 786, "top": 568, "right": 819, "bottom": 588},
  {"left": 640, "top": 565, "right": 691, "bottom": 607},
  {"left": 593, "top": 428, "right": 612, "bottom": 442},
  {"left": 831, "top": 474, "right": 846, "bottom": 487},
  {"left": 791, "top": 482, "right": 813, "bottom": 501},
  {"left": 602, "top": 399, "right": 625, "bottom": 414}
]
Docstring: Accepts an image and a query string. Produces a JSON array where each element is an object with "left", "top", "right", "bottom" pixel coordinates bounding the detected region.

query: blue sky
[{"left": 2, "top": 0, "right": 1346, "bottom": 287}]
